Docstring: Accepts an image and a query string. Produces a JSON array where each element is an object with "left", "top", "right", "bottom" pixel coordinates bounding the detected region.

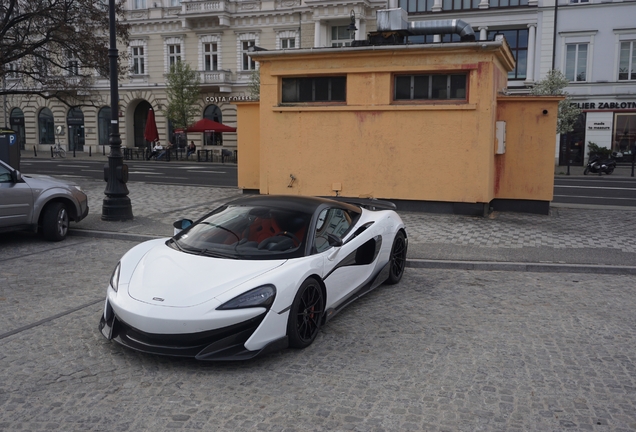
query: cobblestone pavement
[
  {"left": 1, "top": 235, "right": 635, "bottom": 431},
  {"left": 68, "top": 179, "right": 636, "bottom": 267}
]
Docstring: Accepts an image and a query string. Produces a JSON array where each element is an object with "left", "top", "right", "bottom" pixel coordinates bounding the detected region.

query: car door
[
  {"left": 0, "top": 164, "right": 33, "bottom": 228},
  {"left": 317, "top": 207, "right": 380, "bottom": 310}
]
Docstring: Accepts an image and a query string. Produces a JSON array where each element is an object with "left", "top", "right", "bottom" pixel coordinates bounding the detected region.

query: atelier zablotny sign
[{"left": 572, "top": 101, "right": 636, "bottom": 110}]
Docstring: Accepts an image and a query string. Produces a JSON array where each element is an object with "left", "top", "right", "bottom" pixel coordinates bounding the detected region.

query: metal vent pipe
[{"left": 376, "top": 8, "right": 476, "bottom": 42}]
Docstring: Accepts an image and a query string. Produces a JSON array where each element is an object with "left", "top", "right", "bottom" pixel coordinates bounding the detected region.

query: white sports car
[{"left": 99, "top": 195, "right": 407, "bottom": 361}]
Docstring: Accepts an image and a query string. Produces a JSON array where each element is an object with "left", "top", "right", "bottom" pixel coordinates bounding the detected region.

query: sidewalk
[{"left": 64, "top": 176, "right": 636, "bottom": 276}]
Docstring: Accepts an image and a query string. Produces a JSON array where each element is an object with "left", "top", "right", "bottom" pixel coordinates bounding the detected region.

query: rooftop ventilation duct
[{"left": 376, "top": 8, "right": 476, "bottom": 42}]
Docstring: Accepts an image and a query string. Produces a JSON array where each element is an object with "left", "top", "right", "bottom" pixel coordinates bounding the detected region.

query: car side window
[
  {"left": 0, "top": 165, "right": 12, "bottom": 183},
  {"left": 314, "top": 207, "right": 354, "bottom": 253}
]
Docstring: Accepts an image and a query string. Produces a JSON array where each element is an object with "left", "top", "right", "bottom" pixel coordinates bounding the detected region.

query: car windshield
[{"left": 170, "top": 204, "right": 313, "bottom": 260}]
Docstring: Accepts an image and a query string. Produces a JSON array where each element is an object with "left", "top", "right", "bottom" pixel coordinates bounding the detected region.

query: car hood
[
  {"left": 22, "top": 174, "right": 79, "bottom": 189},
  {"left": 127, "top": 242, "right": 286, "bottom": 307}
]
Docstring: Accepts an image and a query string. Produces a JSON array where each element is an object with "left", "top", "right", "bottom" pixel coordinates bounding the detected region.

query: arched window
[
  {"left": 203, "top": 104, "right": 222, "bottom": 146},
  {"left": 98, "top": 106, "right": 111, "bottom": 147},
  {"left": 9, "top": 108, "right": 25, "bottom": 150},
  {"left": 38, "top": 108, "right": 55, "bottom": 145}
]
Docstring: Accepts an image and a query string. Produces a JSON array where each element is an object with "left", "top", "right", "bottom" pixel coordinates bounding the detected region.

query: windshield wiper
[
  {"left": 197, "top": 249, "right": 237, "bottom": 259},
  {"left": 169, "top": 238, "right": 185, "bottom": 252}
]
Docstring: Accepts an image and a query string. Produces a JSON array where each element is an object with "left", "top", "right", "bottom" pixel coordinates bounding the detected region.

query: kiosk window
[{"left": 395, "top": 73, "right": 467, "bottom": 101}]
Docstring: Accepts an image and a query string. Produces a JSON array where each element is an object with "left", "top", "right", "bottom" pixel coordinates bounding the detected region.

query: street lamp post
[{"left": 102, "top": 0, "right": 133, "bottom": 221}]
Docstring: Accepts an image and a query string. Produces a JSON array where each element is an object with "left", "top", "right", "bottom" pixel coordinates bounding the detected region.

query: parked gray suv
[{"left": 0, "top": 159, "right": 89, "bottom": 241}]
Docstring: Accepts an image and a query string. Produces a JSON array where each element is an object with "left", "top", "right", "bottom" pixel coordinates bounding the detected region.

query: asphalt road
[
  {"left": 19, "top": 158, "right": 238, "bottom": 187},
  {"left": 19, "top": 158, "right": 636, "bottom": 207},
  {"left": 553, "top": 175, "right": 636, "bottom": 207}
]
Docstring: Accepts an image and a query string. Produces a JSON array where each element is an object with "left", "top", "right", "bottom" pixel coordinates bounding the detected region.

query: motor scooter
[{"left": 584, "top": 155, "right": 616, "bottom": 175}]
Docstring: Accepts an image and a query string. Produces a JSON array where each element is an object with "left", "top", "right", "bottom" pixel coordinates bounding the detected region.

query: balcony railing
[
  {"left": 199, "top": 70, "right": 232, "bottom": 85},
  {"left": 181, "top": 0, "right": 227, "bottom": 14}
]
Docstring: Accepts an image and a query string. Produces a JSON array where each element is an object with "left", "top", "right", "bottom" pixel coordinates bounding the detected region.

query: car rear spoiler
[{"left": 321, "top": 196, "right": 397, "bottom": 211}]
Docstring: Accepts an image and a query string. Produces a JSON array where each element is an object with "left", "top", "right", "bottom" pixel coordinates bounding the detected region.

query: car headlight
[
  {"left": 110, "top": 262, "right": 121, "bottom": 292},
  {"left": 217, "top": 285, "right": 276, "bottom": 310}
]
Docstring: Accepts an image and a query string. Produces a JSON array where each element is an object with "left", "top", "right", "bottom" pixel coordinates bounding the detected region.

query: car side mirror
[
  {"left": 11, "top": 169, "right": 22, "bottom": 183},
  {"left": 172, "top": 219, "right": 193, "bottom": 235},
  {"left": 327, "top": 233, "right": 343, "bottom": 247}
]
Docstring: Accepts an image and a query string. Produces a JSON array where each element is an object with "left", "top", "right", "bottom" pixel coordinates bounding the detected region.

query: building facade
[
  {"left": 2, "top": 0, "right": 387, "bottom": 156},
  {"left": 396, "top": 0, "right": 636, "bottom": 166},
  {"left": 1, "top": 0, "right": 634, "bottom": 166}
]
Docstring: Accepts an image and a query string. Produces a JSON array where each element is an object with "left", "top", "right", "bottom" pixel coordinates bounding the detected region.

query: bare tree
[{"left": 0, "top": 0, "right": 130, "bottom": 107}]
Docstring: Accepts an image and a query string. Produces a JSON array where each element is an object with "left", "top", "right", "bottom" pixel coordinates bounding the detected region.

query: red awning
[{"left": 186, "top": 118, "right": 237, "bottom": 133}]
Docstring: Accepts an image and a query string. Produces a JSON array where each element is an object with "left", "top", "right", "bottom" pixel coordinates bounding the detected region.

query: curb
[
  {"left": 69, "top": 229, "right": 636, "bottom": 276},
  {"left": 407, "top": 258, "right": 636, "bottom": 275}
]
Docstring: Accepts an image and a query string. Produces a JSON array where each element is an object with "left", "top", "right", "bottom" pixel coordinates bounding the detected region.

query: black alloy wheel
[
  {"left": 386, "top": 231, "right": 407, "bottom": 285},
  {"left": 287, "top": 277, "right": 324, "bottom": 349}
]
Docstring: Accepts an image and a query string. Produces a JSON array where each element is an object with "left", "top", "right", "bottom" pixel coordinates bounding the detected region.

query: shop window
[
  {"left": 282, "top": 77, "right": 346, "bottom": 103},
  {"left": 613, "top": 113, "right": 636, "bottom": 156},
  {"left": 98, "top": 106, "right": 111, "bottom": 148},
  {"left": 38, "top": 108, "right": 55, "bottom": 145},
  {"left": 619, "top": 41, "right": 636, "bottom": 81},
  {"left": 565, "top": 43, "right": 588, "bottom": 82},
  {"left": 488, "top": 29, "right": 528, "bottom": 80},
  {"left": 394, "top": 73, "right": 467, "bottom": 101},
  {"left": 9, "top": 108, "right": 26, "bottom": 150},
  {"left": 203, "top": 104, "right": 223, "bottom": 146}
]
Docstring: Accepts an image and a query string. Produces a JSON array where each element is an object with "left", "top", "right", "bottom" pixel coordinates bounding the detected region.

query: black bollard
[
  {"left": 50, "top": 146, "right": 53, "bottom": 158},
  {"left": 34, "top": 146, "right": 37, "bottom": 157},
  {"left": 73, "top": 147, "right": 76, "bottom": 157},
  {"left": 89, "top": 146, "right": 92, "bottom": 157},
  {"left": 102, "top": 145, "right": 105, "bottom": 156}
]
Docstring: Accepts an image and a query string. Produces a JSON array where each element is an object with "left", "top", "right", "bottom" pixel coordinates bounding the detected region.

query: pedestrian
[
  {"left": 157, "top": 141, "right": 171, "bottom": 161},
  {"left": 147, "top": 140, "right": 163, "bottom": 160},
  {"left": 187, "top": 141, "right": 196, "bottom": 159}
]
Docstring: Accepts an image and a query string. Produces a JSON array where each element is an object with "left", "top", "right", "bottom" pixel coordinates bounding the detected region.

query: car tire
[
  {"left": 287, "top": 277, "right": 324, "bottom": 349},
  {"left": 42, "top": 202, "right": 69, "bottom": 241},
  {"left": 386, "top": 231, "right": 407, "bottom": 285}
]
